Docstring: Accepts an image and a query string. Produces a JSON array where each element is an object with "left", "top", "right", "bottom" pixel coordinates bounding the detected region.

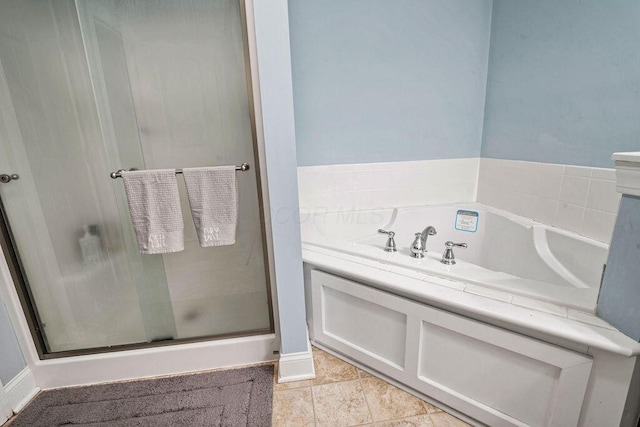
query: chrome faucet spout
[
  {"left": 410, "top": 226, "right": 437, "bottom": 259},
  {"left": 420, "top": 226, "right": 437, "bottom": 246}
]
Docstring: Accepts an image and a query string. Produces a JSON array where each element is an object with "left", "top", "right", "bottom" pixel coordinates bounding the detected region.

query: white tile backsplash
[
  {"left": 586, "top": 179, "right": 620, "bottom": 213},
  {"left": 478, "top": 158, "right": 619, "bottom": 243},
  {"left": 581, "top": 208, "right": 617, "bottom": 244},
  {"left": 564, "top": 165, "right": 592, "bottom": 177},
  {"left": 559, "top": 175, "right": 590, "bottom": 206},
  {"left": 591, "top": 168, "right": 617, "bottom": 181},
  {"left": 297, "top": 158, "right": 479, "bottom": 213},
  {"left": 554, "top": 202, "right": 585, "bottom": 234},
  {"left": 298, "top": 157, "right": 619, "bottom": 244}
]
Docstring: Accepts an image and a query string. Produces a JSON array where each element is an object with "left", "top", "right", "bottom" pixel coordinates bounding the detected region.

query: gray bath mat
[{"left": 9, "top": 364, "right": 273, "bottom": 426}]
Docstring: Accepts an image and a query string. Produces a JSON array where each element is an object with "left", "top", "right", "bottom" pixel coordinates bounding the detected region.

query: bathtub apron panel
[{"left": 310, "top": 270, "right": 592, "bottom": 427}]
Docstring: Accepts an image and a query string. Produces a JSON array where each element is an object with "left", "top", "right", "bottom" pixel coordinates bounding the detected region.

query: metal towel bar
[{"left": 110, "top": 163, "right": 250, "bottom": 179}]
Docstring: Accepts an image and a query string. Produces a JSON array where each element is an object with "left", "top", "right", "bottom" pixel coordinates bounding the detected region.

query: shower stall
[{"left": 0, "top": 0, "right": 273, "bottom": 357}]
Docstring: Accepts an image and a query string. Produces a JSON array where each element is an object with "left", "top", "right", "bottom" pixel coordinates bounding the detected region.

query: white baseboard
[
  {"left": 33, "top": 334, "right": 279, "bottom": 389},
  {"left": 5, "top": 367, "right": 39, "bottom": 413},
  {"left": 0, "top": 385, "right": 11, "bottom": 424},
  {"left": 278, "top": 339, "right": 316, "bottom": 383}
]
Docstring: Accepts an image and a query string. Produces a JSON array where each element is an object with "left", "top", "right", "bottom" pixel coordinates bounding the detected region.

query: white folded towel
[
  {"left": 120, "top": 169, "right": 185, "bottom": 254},
  {"left": 182, "top": 166, "right": 237, "bottom": 247}
]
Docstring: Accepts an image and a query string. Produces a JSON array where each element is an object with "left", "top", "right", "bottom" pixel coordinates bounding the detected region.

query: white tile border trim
[
  {"left": 277, "top": 331, "right": 315, "bottom": 383},
  {"left": 5, "top": 367, "right": 39, "bottom": 413},
  {"left": 613, "top": 152, "right": 640, "bottom": 197}
]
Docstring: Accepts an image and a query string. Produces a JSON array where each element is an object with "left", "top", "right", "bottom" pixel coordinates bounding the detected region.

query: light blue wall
[
  {"left": 0, "top": 295, "right": 25, "bottom": 384},
  {"left": 482, "top": 0, "right": 640, "bottom": 168},
  {"left": 289, "top": 0, "right": 493, "bottom": 166},
  {"left": 254, "top": 0, "right": 309, "bottom": 354},
  {"left": 597, "top": 195, "right": 640, "bottom": 341}
]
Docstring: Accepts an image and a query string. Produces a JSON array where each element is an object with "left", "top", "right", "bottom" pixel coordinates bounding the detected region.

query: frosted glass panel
[
  {"left": 0, "top": 0, "right": 270, "bottom": 353},
  {"left": 0, "top": 0, "right": 155, "bottom": 352}
]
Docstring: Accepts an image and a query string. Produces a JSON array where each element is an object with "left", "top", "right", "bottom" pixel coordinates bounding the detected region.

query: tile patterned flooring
[{"left": 272, "top": 347, "right": 472, "bottom": 426}]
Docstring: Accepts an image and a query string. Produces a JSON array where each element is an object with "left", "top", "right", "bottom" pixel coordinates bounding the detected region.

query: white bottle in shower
[{"left": 79, "top": 225, "right": 103, "bottom": 265}]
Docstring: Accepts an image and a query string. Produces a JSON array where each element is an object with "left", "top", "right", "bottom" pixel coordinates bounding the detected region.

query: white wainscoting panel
[
  {"left": 310, "top": 270, "right": 593, "bottom": 427},
  {"left": 323, "top": 286, "right": 407, "bottom": 368}
]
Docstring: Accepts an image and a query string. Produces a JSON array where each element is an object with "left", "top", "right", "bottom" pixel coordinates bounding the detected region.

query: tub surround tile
[
  {"left": 532, "top": 197, "right": 559, "bottom": 225},
  {"left": 559, "top": 175, "right": 590, "bottom": 206},
  {"left": 297, "top": 158, "right": 479, "bottom": 213},
  {"left": 536, "top": 170, "right": 564, "bottom": 200},
  {"left": 564, "top": 165, "right": 592, "bottom": 177},
  {"left": 586, "top": 179, "right": 620, "bottom": 213},
  {"left": 591, "top": 168, "right": 617, "bottom": 180},
  {"left": 360, "top": 376, "right": 429, "bottom": 421},
  {"left": 553, "top": 202, "right": 585, "bottom": 234},
  {"left": 301, "top": 158, "right": 620, "bottom": 244},
  {"left": 312, "top": 380, "right": 373, "bottom": 426},
  {"left": 477, "top": 158, "right": 619, "bottom": 243},
  {"left": 581, "top": 209, "right": 617, "bottom": 244}
]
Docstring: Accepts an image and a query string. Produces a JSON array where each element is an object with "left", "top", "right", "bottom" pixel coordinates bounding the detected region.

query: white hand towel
[
  {"left": 121, "top": 169, "right": 184, "bottom": 254},
  {"left": 182, "top": 166, "right": 237, "bottom": 247}
]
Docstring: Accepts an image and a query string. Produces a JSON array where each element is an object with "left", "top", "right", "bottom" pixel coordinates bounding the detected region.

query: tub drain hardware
[{"left": 441, "top": 241, "right": 467, "bottom": 265}]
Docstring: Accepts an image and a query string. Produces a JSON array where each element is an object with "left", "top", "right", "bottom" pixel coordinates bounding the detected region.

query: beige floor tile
[
  {"left": 374, "top": 414, "right": 435, "bottom": 426},
  {"left": 361, "top": 376, "right": 428, "bottom": 422},
  {"left": 272, "top": 387, "right": 315, "bottom": 427},
  {"left": 273, "top": 362, "right": 316, "bottom": 391},
  {"left": 313, "top": 380, "right": 373, "bottom": 426},
  {"left": 358, "top": 368, "right": 373, "bottom": 379},
  {"left": 429, "top": 412, "right": 472, "bottom": 426},
  {"left": 313, "top": 349, "right": 359, "bottom": 385},
  {"left": 421, "top": 401, "right": 442, "bottom": 414}
]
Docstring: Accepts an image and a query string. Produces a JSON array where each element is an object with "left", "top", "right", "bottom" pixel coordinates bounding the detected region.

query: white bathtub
[
  {"left": 301, "top": 202, "right": 608, "bottom": 312},
  {"left": 301, "top": 203, "right": 640, "bottom": 427}
]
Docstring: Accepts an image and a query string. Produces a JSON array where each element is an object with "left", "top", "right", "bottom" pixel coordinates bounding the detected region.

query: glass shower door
[{"left": 0, "top": 0, "right": 272, "bottom": 355}]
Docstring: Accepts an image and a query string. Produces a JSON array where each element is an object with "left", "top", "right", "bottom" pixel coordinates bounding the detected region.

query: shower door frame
[{"left": 0, "top": 0, "right": 275, "bottom": 360}]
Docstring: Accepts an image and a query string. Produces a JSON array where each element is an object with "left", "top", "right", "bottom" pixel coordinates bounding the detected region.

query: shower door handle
[{"left": 0, "top": 174, "right": 19, "bottom": 184}]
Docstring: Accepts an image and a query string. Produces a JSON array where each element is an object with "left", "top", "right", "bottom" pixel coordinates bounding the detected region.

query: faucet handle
[
  {"left": 441, "top": 241, "right": 467, "bottom": 265},
  {"left": 378, "top": 229, "right": 397, "bottom": 252},
  {"left": 445, "top": 241, "right": 467, "bottom": 249}
]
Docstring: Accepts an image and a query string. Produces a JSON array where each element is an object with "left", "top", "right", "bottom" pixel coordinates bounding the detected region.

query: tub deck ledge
[{"left": 303, "top": 245, "right": 640, "bottom": 358}]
